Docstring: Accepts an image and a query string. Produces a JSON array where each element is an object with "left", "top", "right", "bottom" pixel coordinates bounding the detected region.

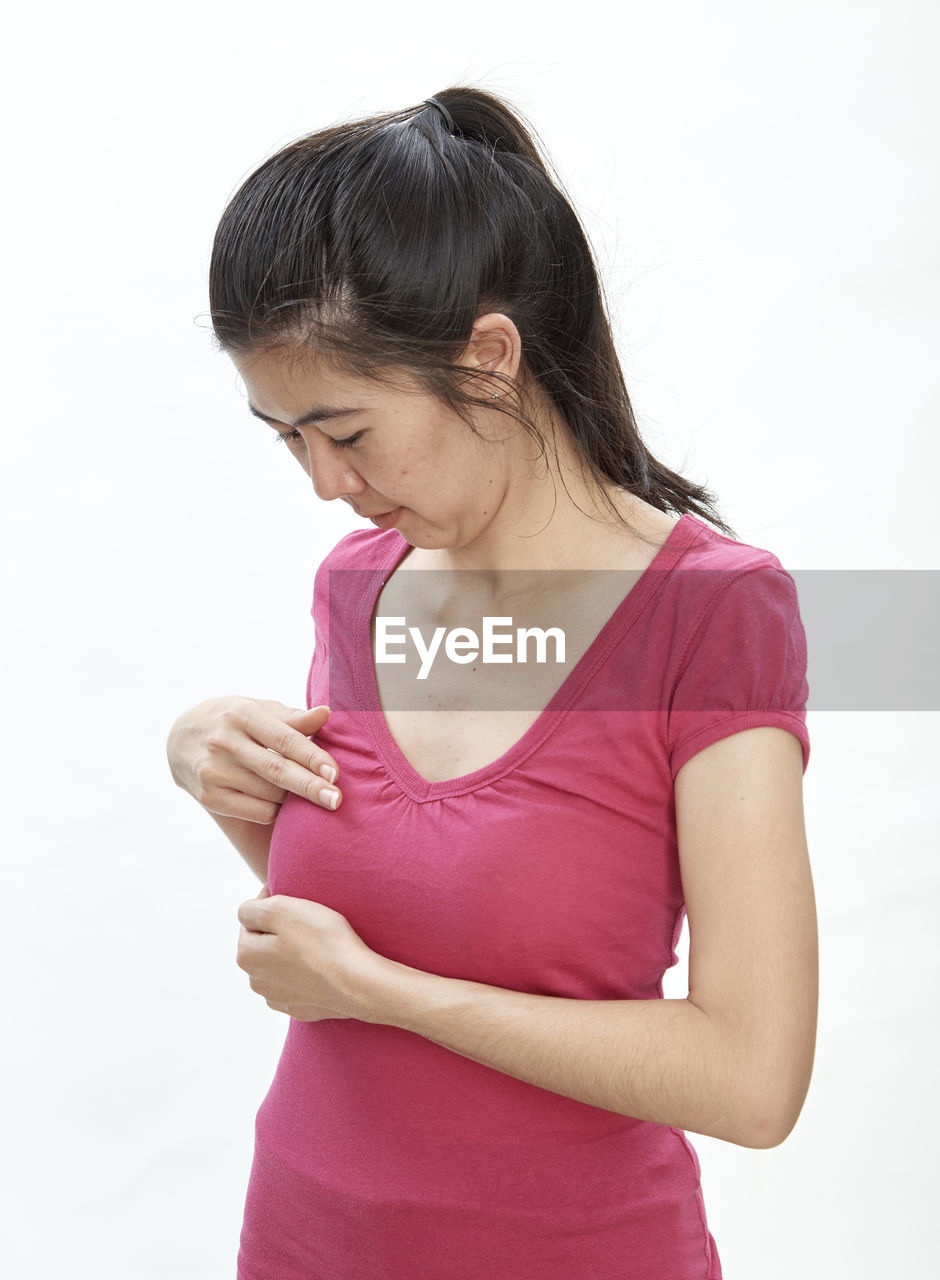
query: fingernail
[
  {"left": 320, "top": 788, "right": 340, "bottom": 809},
  {"left": 318, "top": 763, "right": 337, "bottom": 783}
]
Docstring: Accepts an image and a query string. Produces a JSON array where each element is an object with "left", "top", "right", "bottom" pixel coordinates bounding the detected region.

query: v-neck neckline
[{"left": 352, "top": 512, "right": 702, "bottom": 802}]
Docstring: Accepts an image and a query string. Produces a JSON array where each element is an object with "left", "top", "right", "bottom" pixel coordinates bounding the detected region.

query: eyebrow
[{"left": 247, "top": 402, "right": 359, "bottom": 428}]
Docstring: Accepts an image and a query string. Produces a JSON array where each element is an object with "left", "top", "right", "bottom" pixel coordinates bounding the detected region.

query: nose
[{"left": 305, "top": 437, "right": 367, "bottom": 505}]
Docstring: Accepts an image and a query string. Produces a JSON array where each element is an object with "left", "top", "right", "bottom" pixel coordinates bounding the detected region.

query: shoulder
[
  {"left": 311, "top": 528, "right": 411, "bottom": 626},
  {"left": 666, "top": 514, "right": 801, "bottom": 627},
  {"left": 662, "top": 517, "right": 810, "bottom": 777},
  {"left": 674, "top": 513, "right": 790, "bottom": 575},
  {"left": 318, "top": 527, "right": 410, "bottom": 574}
]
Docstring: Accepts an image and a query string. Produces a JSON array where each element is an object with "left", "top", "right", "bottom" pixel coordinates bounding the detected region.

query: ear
[{"left": 457, "top": 313, "right": 522, "bottom": 387}]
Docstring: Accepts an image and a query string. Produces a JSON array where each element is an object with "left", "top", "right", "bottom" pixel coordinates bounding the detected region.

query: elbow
[
  {"left": 722, "top": 1024, "right": 816, "bottom": 1150},
  {"left": 688, "top": 1000, "right": 817, "bottom": 1149},
  {"left": 693, "top": 1095, "right": 798, "bottom": 1150},
  {"left": 735, "top": 1116, "right": 794, "bottom": 1150},
  {"left": 729, "top": 1080, "right": 812, "bottom": 1150},
  {"left": 719, "top": 1108, "right": 793, "bottom": 1150}
]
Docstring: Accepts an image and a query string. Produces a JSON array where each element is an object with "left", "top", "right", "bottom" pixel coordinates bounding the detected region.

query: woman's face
[{"left": 230, "top": 341, "right": 524, "bottom": 550}]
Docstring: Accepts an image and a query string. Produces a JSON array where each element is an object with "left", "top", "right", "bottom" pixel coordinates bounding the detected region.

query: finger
[
  {"left": 206, "top": 762, "right": 288, "bottom": 806},
  {"left": 235, "top": 738, "right": 342, "bottom": 810},
  {"left": 233, "top": 705, "right": 343, "bottom": 804},
  {"left": 202, "top": 785, "right": 284, "bottom": 825},
  {"left": 235, "top": 924, "right": 254, "bottom": 969},
  {"left": 282, "top": 704, "right": 332, "bottom": 726},
  {"left": 252, "top": 703, "right": 334, "bottom": 770},
  {"left": 238, "top": 898, "right": 277, "bottom": 932},
  {"left": 255, "top": 701, "right": 332, "bottom": 742},
  {"left": 278, "top": 1005, "right": 339, "bottom": 1021},
  {"left": 203, "top": 726, "right": 338, "bottom": 811}
]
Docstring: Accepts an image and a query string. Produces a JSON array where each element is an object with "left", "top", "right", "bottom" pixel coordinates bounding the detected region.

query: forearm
[
  {"left": 206, "top": 810, "right": 272, "bottom": 884},
  {"left": 363, "top": 959, "right": 779, "bottom": 1149}
]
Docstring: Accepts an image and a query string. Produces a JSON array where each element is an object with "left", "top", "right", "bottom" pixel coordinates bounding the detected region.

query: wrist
[{"left": 352, "top": 952, "right": 456, "bottom": 1029}]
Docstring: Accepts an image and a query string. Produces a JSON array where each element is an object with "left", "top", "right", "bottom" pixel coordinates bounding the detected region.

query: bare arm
[
  {"left": 346, "top": 726, "right": 818, "bottom": 1148},
  {"left": 205, "top": 811, "right": 275, "bottom": 885}
]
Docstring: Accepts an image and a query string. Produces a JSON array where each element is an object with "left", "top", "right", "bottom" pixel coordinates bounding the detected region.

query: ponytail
[{"left": 209, "top": 86, "right": 736, "bottom": 541}]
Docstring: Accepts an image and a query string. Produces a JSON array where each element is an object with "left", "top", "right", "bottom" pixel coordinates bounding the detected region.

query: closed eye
[{"left": 274, "top": 429, "right": 364, "bottom": 450}]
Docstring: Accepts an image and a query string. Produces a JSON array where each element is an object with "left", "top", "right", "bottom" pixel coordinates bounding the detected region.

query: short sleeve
[
  {"left": 305, "top": 556, "right": 329, "bottom": 710},
  {"left": 667, "top": 565, "right": 811, "bottom": 780}
]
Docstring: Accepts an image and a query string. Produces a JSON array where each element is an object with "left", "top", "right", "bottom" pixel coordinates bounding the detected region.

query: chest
[
  {"left": 268, "top": 703, "right": 682, "bottom": 996},
  {"left": 368, "top": 567, "right": 647, "bottom": 783}
]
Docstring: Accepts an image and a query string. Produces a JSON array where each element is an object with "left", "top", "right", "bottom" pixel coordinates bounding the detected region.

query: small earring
[{"left": 492, "top": 392, "right": 500, "bottom": 400}]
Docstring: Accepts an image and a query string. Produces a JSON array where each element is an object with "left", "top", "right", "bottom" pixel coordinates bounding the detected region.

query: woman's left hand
[{"left": 236, "top": 884, "right": 382, "bottom": 1023}]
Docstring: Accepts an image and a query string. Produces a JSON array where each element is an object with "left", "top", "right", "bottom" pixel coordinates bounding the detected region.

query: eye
[
  {"left": 273, "top": 429, "right": 364, "bottom": 450},
  {"left": 328, "top": 431, "right": 365, "bottom": 451}
]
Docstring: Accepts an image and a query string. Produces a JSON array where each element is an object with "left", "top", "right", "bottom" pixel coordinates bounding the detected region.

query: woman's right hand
[{"left": 166, "top": 698, "right": 342, "bottom": 822}]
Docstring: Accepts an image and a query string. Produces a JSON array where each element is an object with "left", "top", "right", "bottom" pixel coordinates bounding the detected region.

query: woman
[{"left": 167, "top": 88, "right": 818, "bottom": 1280}]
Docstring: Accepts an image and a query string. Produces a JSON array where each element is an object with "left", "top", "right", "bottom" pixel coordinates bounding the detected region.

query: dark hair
[{"left": 209, "top": 86, "right": 737, "bottom": 543}]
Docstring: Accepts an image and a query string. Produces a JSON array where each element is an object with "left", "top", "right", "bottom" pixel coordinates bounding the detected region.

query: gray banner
[
  {"left": 794, "top": 570, "right": 939, "bottom": 711},
  {"left": 324, "top": 568, "right": 940, "bottom": 712}
]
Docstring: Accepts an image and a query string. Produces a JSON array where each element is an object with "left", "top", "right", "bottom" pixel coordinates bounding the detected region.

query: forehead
[
  {"left": 232, "top": 345, "right": 352, "bottom": 398},
  {"left": 230, "top": 346, "right": 420, "bottom": 417}
]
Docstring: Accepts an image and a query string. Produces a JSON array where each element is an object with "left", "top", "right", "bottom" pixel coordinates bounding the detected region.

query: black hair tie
[{"left": 423, "top": 97, "right": 455, "bottom": 133}]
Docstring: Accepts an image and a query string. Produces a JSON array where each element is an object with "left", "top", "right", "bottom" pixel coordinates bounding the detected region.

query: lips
[{"left": 369, "top": 507, "right": 403, "bottom": 528}]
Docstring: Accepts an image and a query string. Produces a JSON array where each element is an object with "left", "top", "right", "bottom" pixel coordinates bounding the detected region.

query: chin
[
  {"left": 393, "top": 517, "right": 442, "bottom": 548},
  {"left": 409, "top": 528, "right": 466, "bottom": 550}
]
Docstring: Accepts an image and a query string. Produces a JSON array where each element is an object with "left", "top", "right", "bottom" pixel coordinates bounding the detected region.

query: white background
[{"left": 3, "top": 1, "right": 938, "bottom": 1275}]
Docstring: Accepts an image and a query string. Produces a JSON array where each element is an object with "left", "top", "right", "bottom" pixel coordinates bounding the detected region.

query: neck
[{"left": 424, "top": 416, "right": 662, "bottom": 582}]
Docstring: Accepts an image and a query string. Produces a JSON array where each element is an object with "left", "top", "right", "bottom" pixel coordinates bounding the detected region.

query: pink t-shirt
[{"left": 237, "top": 512, "right": 810, "bottom": 1280}]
